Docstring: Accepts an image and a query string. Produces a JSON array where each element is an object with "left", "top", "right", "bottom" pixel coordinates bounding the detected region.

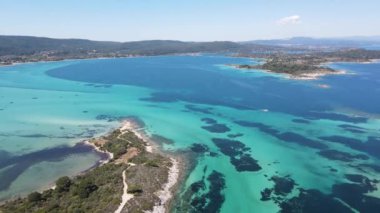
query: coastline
[
  {"left": 0, "top": 55, "right": 144, "bottom": 67},
  {"left": 83, "top": 140, "right": 114, "bottom": 164},
  {"left": 321, "top": 58, "right": 380, "bottom": 66},
  {"left": 118, "top": 119, "right": 184, "bottom": 212},
  {"left": 0, "top": 57, "right": 119, "bottom": 68},
  {"left": 284, "top": 69, "right": 347, "bottom": 80},
  {"left": 0, "top": 52, "right": 208, "bottom": 68},
  {"left": 0, "top": 118, "right": 185, "bottom": 213},
  {"left": 0, "top": 141, "right": 112, "bottom": 206}
]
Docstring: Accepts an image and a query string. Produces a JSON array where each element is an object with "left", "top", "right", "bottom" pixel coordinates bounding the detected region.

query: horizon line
[{"left": 1, "top": 34, "right": 380, "bottom": 43}]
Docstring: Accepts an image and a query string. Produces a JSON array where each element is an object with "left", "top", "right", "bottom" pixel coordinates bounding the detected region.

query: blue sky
[{"left": 0, "top": 0, "right": 379, "bottom": 41}]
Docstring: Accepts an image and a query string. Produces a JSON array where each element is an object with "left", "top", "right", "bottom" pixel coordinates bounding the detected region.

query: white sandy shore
[
  {"left": 286, "top": 69, "right": 347, "bottom": 80},
  {"left": 149, "top": 158, "right": 180, "bottom": 213}
]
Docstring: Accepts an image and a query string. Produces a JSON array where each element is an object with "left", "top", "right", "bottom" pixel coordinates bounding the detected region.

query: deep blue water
[{"left": 48, "top": 56, "right": 380, "bottom": 120}]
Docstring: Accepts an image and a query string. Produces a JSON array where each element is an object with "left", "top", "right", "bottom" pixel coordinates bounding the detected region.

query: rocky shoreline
[{"left": 117, "top": 119, "right": 184, "bottom": 213}]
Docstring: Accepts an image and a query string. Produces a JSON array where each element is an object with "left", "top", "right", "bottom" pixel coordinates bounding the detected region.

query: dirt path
[{"left": 114, "top": 170, "right": 133, "bottom": 213}]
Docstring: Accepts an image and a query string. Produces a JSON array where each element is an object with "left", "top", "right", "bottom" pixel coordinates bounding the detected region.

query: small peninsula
[{"left": 0, "top": 120, "right": 181, "bottom": 213}]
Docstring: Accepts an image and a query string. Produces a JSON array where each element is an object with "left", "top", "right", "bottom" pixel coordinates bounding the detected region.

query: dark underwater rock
[
  {"left": 260, "top": 188, "right": 273, "bottom": 201},
  {"left": 318, "top": 149, "right": 369, "bottom": 162},
  {"left": 202, "top": 123, "right": 230, "bottom": 133},
  {"left": 201, "top": 118, "right": 230, "bottom": 133},
  {"left": 271, "top": 176, "right": 296, "bottom": 196},
  {"left": 183, "top": 170, "right": 226, "bottom": 213},
  {"left": 320, "top": 135, "right": 380, "bottom": 158},
  {"left": 212, "top": 138, "right": 261, "bottom": 172},
  {"left": 190, "top": 143, "right": 210, "bottom": 154},
  {"left": 235, "top": 120, "right": 327, "bottom": 150}
]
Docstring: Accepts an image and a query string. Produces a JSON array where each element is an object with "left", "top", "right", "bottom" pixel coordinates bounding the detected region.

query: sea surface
[{"left": 0, "top": 56, "right": 380, "bottom": 212}]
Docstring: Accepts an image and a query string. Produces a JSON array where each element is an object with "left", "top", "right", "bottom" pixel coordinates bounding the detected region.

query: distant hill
[
  {"left": 2, "top": 35, "right": 380, "bottom": 58},
  {"left": 117, "top": 40, "right": 243, "bottom": 55},
  {"left": 2, "top": 35, "right": 380, "bottom": 67},
  {"left": 246, "top": 36, "right": 380, "bottom": 49},
  {"left": 0, "top": 36, "right": 246, "bottom": 56},
  {"left": 0, "top": 36, "right": 121, "bottom": 56}
]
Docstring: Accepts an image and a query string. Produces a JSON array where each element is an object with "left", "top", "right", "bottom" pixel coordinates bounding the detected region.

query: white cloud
[{"left": 277, "top": 15, "right": 301, "bottom": 25}]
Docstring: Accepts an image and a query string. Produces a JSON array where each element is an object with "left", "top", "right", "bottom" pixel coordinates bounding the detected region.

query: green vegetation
[
  {"left": 99, "top": 129, "right": 146, "bottom": 158},
  {"left": 236, "top": 58, "right": 336, "bottom": 76},
  {"left": 235, "top": 48, "right": 380, "bottom": 78},
  {"left": 260, "top": 59, "right": 335, "bottom": 75},
  {"left": 0, "top": 124, "right": 175, "bottom": 213},
  {"left": 73, "top": 180, "right": 98, "bottom": 199},
  {"left": 102, "top": 130, "right": 129, "bottom": 158},
  {"left": 0, "top": 36, "right": 249, "bottom": 65},
  {"left": 146, "top": 159, "right": 160, "bottom": 167},
  {"left": 2, "top": 35, "right": 380, "bottom": 69},
  {"left": 319, "top": 49, "right": 380, "bottom": 61},
  {"left": 55, "top": 176, "right": 72, "bottom": 193},
  {"left": 27, "top": 192, "right": 42, "bottom": 203},
  {"left": 127, "top": 184, "right": 143, "bottom": 194},
  {"left": 1, "top": 163, "right": 127, "bottom": 213}
]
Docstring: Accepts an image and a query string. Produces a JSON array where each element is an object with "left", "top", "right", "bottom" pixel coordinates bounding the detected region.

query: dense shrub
[
  {"left": 127, "top": 184, "right": 143, "bottom": 194},
  {"left": 76, "top": 180, "right": 98, "bottom": 199},
  {"left": 28, "top": 192, "right": 42, "bottom": 203},
  {"left": 56, "top": 176, "right": 72, "bottom": 192}
]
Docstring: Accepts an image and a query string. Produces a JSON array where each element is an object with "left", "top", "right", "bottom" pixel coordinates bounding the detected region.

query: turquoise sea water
[{"left": 0, "top": 56, "right": 380, "bottom": 212}]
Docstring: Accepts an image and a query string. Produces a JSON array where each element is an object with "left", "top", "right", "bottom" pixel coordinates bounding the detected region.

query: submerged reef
[
  {"left": 201, "top": 118, "right": 230, "bottom": 133},
  {"left": 212, "top": 138, "right": 262, "bottom": 172},
  {"left": 176, "top": 167, "right": 226, "bottom": 213}
]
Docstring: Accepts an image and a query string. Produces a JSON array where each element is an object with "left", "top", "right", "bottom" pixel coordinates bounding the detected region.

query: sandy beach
[{"left": 286, "top": 69, "right": 347, "bottom": 80}]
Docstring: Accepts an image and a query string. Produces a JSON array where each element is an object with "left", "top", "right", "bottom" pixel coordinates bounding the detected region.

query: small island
[
  {"left": 231, "top": 49, "right": 380, "bottom": 80},
  {"left": 0, "top": 120, "right": 181, "bottom": 213},
  {"left": 232, "top": 58, "right": 344, "bottom": 80}
]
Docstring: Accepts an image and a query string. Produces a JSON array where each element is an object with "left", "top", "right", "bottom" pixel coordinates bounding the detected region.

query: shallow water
[{"left": 0, "top": 56, "right": 379, "bottom": 212}]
